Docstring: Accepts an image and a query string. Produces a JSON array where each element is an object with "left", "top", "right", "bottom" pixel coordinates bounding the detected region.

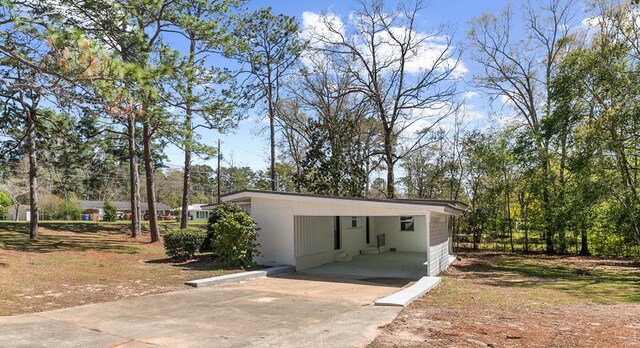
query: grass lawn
[
  {"left": 0, "top": 221, "right": 240, "bottom": 316},
  {"left": 371, "top": 252, "right": 640, "bottom": 348}
]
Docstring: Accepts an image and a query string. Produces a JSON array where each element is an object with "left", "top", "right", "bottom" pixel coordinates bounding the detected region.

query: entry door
[
  {"left": 366, "top": 217, "right": 370, "bottom": 244},
  {"left": 334, "top": 216, "right": 341, "bottom": 250}
]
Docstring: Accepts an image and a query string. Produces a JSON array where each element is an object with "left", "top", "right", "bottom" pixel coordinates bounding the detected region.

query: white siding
[
  {"left": 429, "top": 213, "right": 451, "bottom": 276},
  {"left": 293, "top": 216, "right": 335, "bottom": 270},
  {"left": 372, "top": 215, "right": 428, "bottom": 253}
]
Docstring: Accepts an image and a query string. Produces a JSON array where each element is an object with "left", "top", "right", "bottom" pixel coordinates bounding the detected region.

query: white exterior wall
[
  {"left": 294, "top": 216, "right": 335, "bottom": 270},
  {"left": 371, "top": 215, "right": 428, "bottom": 253},
  {"left": 250, "top": 198, "right": 295, "bottom": 266},
  {"left": 429, "top": 213, "right": 451, "bottom": 276},
  {"left": 250, "top": 196, "right": 439, "bottom": 217},
  {"left": 192, "top": 210, "right": 210, "bottom": 220},
  {"left": 340, "top": 216, "right": 366, "bottom": 258}
]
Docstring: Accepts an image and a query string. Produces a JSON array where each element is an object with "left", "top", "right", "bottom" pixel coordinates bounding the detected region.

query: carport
[
  {"left": 221, "top": 190, "right": 466, "bottom": 277},
  {"left": 301, "top": 252, "right": 428, "bottom": 280}
]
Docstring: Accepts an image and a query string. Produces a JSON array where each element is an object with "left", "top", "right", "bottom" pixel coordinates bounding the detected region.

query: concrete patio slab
[{"left": 301, "top": 252, "right": 428, "bottom": 280}]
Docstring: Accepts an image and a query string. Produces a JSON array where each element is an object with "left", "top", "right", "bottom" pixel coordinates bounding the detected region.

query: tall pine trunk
[
  {"left": 143, "top": 120, "right": 160, "bottom": 243},
  {"left": 180, "top": 36, "right": 196, "bottom": 229},
  {"left": 180, "top": 136, "right": 191, "bottom": 229},
  {"left": 127, "top": 114, "right": 141, "bottom": 238},
  {"left": 26, "top": 105, "right": 38, "bottom": 240},
  {"left": 268, "top": 98, "right": 276, "bottom": 191}
]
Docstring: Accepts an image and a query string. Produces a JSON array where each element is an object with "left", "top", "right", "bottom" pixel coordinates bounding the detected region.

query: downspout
[{"left": 425, "top": 213, "right": 431, "bottom": 276}]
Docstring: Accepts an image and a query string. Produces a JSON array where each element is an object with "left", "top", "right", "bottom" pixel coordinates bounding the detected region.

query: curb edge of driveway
[{"left": 184, "top": 265, "right": 295, "bottom": 287}]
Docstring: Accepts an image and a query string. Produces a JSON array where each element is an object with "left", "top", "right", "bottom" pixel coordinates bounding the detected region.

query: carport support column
[{"left": 425, "top": 213, "right": 431, "bottom": 276}]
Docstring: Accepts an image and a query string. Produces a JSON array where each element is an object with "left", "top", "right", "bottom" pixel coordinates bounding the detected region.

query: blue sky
[{"left": 163, "top": 0, "right": 526, "bottom": 172}]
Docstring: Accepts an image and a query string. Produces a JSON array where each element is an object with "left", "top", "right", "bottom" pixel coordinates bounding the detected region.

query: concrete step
[
  {"left": 335, "top": 250, "right": 352, "bottom": 262},
  {"left": 361, "top": 246, "right": 389, "bottom": 255}
]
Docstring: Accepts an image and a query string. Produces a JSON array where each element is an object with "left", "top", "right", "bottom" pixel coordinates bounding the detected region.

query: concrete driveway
[{"left": 0, "top": 274, "right": 403, "bottom": 348}]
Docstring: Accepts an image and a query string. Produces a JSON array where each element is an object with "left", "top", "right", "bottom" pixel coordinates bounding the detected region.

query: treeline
[{"left": 1, "top": 0, "right": 640, "bottom": 256}]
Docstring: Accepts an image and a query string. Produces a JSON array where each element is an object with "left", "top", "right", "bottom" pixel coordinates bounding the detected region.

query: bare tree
[
  {"left": 310, "top": 0, "right": 460, "bottom": 198},
  {"left": 467, "top": 0, "right": 579, "bottom": 253},
  {"left": 275, "top": 98, "right": 309, "bottom": 193},
  {"left": 0, "top": 162, "right": 29, "bottom": 221}
]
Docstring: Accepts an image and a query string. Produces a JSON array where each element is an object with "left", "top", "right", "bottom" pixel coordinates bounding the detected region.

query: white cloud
[
  {"left": 301, "top": 11, "right": 345, "bottom": 48},
  {"left": 301, "top": 11, "right": 466, "bottom": 79},
  {"left": 463, "top": 91, "right": 479, "bottom": 99}
]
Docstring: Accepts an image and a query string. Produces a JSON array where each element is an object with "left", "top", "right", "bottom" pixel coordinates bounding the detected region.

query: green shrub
[
  {"left": 203, "top": 202, "right": 244, "bottom": 251},
  {"left": 61, "top": 194, "right": 83, "bottom": 220},
  {"left": 211, "top": 212, "right": 260, "bottom": 268},
  {"left": 0, "top": 205, "right": 7, "bottom": 220},
  {"left": 163, "top": 228, "right": 207, "bottom": 262},
  {"left": 103, "top": 200, "right": 117, "bottom": 222}
]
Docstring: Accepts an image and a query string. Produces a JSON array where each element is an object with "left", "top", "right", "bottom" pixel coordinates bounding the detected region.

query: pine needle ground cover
[
  {"left": 371, "top": 253, "right": 640, "bottom": 347},
  {"left": 0, "top": 222, "right": 238, "bottom": 316}
]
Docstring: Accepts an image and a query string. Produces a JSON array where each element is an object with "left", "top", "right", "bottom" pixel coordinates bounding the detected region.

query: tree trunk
[
  {"left": 266, "top": 69, "right": 277, "bottom": 191},
  {"left": 143, "top": 121, "right": 160, "bottom": 243},
  {"left": 127, "top": 114, "right": 141, "bottom": 238},
  {"left": 579, "top": 218, "right": 591, "bottom": 256},
  {"left": 269, "top": 109, "right": 276, "bottom": 191},
  {"left": 541, "top": 153, "right": 555, "bottom": 254},
  {"left": 13, "top": 203, "right": 19, "bottom": 222},
  {"left": 180, "top": 35, "right": 196, "bottom": 229},
  {"left": 180, "top": 130, "right": 191, "bottom": 229},
  {"left": 26, "top": 107, "right": 38, "bottom": 240},
  {"left": 384, "top": 131, "right": 394, "bottom": 198}
]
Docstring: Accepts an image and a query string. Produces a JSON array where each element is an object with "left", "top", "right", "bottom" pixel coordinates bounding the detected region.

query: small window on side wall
[
  {"left": 351, "top": 216, "right": 358, "bottom": 228},
  {"left": 400, "top": 216, "right": 414, "bottom": 231}
]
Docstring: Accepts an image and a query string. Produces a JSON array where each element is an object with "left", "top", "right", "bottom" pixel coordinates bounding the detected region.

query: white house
[
  {"left": 221, "top": 190, "right": 466, "bottom": 277},
  {"left": 7, "top": 205, "right": 30, "bottom": 221},
  {"left": 185, "top": 204, "right": 213, "bottom": 220}
]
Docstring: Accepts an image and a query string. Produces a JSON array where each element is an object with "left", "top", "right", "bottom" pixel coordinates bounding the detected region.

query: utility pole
[{"left": 217, "top": 139, "right": 221, "bottom": 204}]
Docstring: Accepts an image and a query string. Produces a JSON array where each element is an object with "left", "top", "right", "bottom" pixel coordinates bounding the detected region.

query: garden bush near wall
[
  {"left": 211, "top": 212, "right": 260, "bottom": 268},
  {"left": 163, "top": 228, "right": 207, "bottom": 262},
  {"left": 203, "top": 202, "right": 243, "bottom": 251}
]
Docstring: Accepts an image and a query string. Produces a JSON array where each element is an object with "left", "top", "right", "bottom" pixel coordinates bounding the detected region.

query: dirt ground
[
  {"left": 0, "top": 222, "right": 240, "bottom": 316},
  {"left": 370, "top": 253, "right": 640, "bottom": 348}
]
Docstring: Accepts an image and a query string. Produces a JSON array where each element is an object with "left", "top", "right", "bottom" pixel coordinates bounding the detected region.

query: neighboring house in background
[
  {"left": 7, "top": 205, "right": 30, "bottom": 221},
  {"left": 217, "top": 190, "right": 467, "bottom": 277},
  {"left": 7, "top": 201, "right": 174, "bottom": 221},
  {"left": 80, "top": 200, "right": 173, "bottom": 220},
  {"left": 184, "top": 204, "right": 213, "bottom": 220}
]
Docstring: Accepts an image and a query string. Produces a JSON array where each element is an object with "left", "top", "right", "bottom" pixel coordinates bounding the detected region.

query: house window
[
  {"left": 351, "top": 216, "right": 358, "bottom": 228},
  {"left": 400, "top": 216, "right": 414, "bottom": 231}
]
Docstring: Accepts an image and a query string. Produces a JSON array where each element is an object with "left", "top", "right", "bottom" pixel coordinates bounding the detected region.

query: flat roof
[{"left": 213, "top": 190, "right": 467, "bottom": 213}]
